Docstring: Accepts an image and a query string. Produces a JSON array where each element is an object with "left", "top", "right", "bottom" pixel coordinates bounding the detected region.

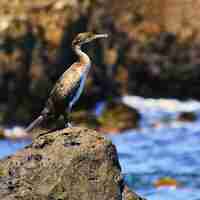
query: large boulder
[{"left": 0, "top": 127, "right": 146, "bottom": 200}]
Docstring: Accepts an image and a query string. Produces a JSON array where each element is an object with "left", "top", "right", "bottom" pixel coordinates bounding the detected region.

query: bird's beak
[{"left": 94, "top": 33, "right": 109, "bottom": 39}]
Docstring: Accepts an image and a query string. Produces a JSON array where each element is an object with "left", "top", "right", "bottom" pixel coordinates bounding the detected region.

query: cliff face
[
  {"left": 1, "top": 0, "right": 200, "bottom": 126},
  {"left": 0, "top": 127, "right": 146, "bottom": 200}
]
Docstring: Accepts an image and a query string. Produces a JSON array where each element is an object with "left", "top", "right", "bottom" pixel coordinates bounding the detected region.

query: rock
[
  {"left": 71, "top": 111, "right": 101, "bottom": 129},
  {"left": 98, "top": 102, "right": 141, "bottom": 133},
  {"left": 0, "top": 127, "right": 146, "bottom": 200},
  {"left": 123, "top": 186, "right": 147, "bottom": 200},
  {"left": 177, "top": 111, "right": 197, "bottom": 122},
  {"left": 70, "top": 102, "right": 141, "bottom": 134}
]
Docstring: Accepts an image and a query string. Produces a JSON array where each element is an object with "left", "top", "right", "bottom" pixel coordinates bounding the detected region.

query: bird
[{"left": 26, "top": 32, "right": 108, "bottom": 132}]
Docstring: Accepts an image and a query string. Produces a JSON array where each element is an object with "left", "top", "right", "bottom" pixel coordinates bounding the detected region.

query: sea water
[{"left": 110, "top": 96, "right": 200, "bottom": 200}]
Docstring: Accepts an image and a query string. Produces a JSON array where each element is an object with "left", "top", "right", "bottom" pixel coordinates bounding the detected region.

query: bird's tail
[{"left": 25, "top": 115, "right": 44, "bottom": 133}]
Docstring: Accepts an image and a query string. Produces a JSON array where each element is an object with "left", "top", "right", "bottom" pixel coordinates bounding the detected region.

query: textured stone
[{"left": 0, "top": 127, "right": 146, "bottom": 200}]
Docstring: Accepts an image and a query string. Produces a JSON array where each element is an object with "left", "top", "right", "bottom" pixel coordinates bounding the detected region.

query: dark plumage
[{"left": 26, "top": 32, "right": 108, "bottom": 132}]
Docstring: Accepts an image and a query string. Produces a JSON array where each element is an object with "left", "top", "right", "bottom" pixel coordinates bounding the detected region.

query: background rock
[
  {"left": 0, "top": 127, "right": 146, "bottom": 200},
  {"left": 0, "top": 0, "right": 200, "bottom": 126}
]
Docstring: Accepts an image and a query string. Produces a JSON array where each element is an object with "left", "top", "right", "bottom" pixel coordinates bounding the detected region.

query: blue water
[
  {"left": 110, "top": 125, "right": 200, "bottom": 200},
  {"left": 109, "top": 96, "right": 200, "bottom": 200},
  {"left": 1, "top": 96, "right": 200, "bottom": 200},
  {"left": 0, "top": 140, "right": 29, "bottom": 158}
]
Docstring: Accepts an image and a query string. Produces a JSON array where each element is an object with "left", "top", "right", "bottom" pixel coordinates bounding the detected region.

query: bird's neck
[{"left": 74, "top": 45, "right": 91, "bottom": 67}]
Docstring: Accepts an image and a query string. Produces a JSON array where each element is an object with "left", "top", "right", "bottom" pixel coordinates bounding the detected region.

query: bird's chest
[
  {"left": 55, "top": 64, "right": 90, "bottom": 101},
  {"left": 68, "top": 66, "right": 90, "bottom": 105}
]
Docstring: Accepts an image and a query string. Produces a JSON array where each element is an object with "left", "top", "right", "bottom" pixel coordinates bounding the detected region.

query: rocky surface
[
  {"left": 0, "top": 127, "right": 146, "bottom": 200},
  {"left": 176, "top": 111, "right": 197, "bottom": 122},
  {"left": 97, "top": 102, "right": 141, "bottom": 133}
]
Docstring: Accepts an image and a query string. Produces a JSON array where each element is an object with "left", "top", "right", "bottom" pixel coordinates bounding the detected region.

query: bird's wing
[{"left": 49, "top": 63, "right": 84, "bottom": 100}]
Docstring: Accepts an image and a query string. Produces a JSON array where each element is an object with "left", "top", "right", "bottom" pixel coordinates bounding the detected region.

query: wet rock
[
  {"left": 71, "top": 110, "right": 101, "bottom": 129},
  {"left": 177, "top": 111, "right": 197, "bottom": 122},
  {"left": 0, "top": 127, "right": 145, "bottom": 200},
  {"left": 98, "top": 102, "right": 141, "bottom": 133},
  {"left": 123, "top": 186, "right": 147, "bottom": 200},
  {"left": 70, "top": 101, "right": 141, "bottom": 133}
]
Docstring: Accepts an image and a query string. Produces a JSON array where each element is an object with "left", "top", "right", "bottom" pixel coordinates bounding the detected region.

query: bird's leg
[
  {"left": 63, "top": 112, "right": 71, "bottom": 128},
  {"left": 64, "top": 104, "right": 73, "bottom": 128},
  {"left": 26, "top": 115, "right": 44, "bottom": 132}
]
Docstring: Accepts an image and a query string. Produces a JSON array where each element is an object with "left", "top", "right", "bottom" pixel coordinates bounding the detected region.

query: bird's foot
[{"left": 66, "top": 122, "right": 73, "bottom": 128}]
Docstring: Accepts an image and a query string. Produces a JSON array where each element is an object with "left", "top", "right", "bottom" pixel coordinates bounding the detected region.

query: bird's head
[{"left": 72, "top": 32, "right": 108, "bottom": 47}]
